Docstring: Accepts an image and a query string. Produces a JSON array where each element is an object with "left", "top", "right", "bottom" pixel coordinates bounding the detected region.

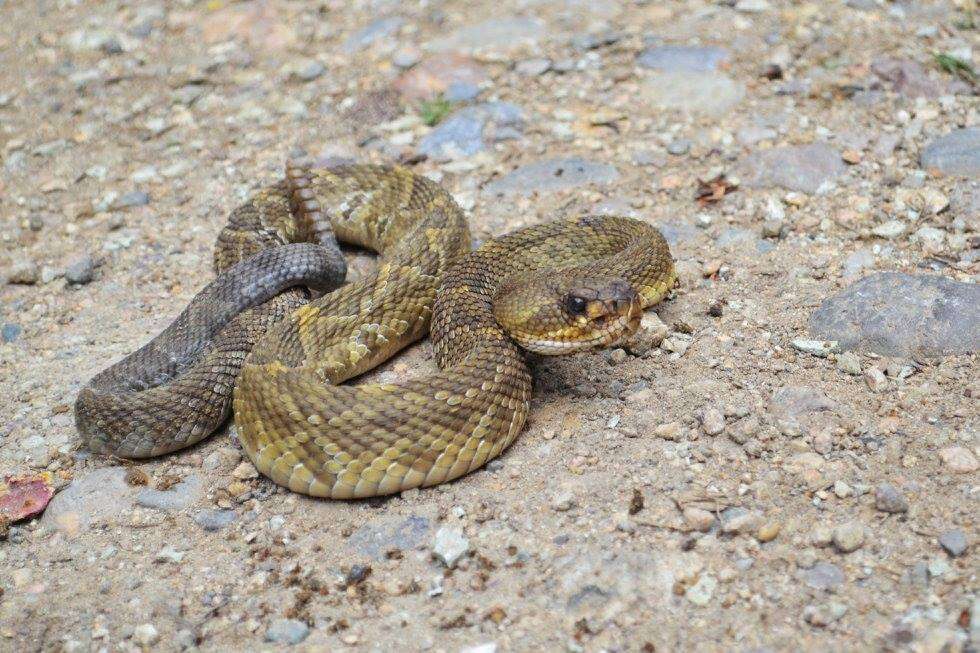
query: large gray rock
[
  {"left": 483, "top": 157, "right": 619, "bottom": 195},
  {"left": 42, "top": 467, "right": 136, "bottom": 534},
  {"left": 809, "top": 273, "right": 980, "bottom": 357},
  {"left": 804, "top": 562, "right": 845, "bottom": 590},
  {"left": 417, "top": 102, "right": 524, "bottom": 161},
  {"left": 739, "top": 144, "right": 846, "bottom": 193},
  {"left": 639, "top": 72, "right": 744, "bottom": 116},
  {"left": 921, "top": 128, "right": 980, "bottom": 178},
  {"left": 637, "top": 45, "right": 730, "bottom": 72}
]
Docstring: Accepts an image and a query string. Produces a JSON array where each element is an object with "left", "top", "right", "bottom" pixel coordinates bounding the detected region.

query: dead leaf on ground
[
  {"left": 695, "top": 174, "right": 738, "bottom": 205},
  {"left": 0, "top": 472, "right": 55, "bottom": 525}
]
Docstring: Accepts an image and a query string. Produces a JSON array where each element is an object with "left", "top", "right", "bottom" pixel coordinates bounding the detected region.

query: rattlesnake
[{"left": 75, "top": 165, "right": 675, "bottom": 498}]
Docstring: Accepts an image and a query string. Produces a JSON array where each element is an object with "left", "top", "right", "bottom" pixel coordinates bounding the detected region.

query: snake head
[{"left": 493, "top": 274, "right": 642, "bottom": 355}]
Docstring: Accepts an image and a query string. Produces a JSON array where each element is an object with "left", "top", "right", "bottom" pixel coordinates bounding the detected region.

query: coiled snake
[{"left": 75, "top": 165, "right": 675, "bottom": 498}]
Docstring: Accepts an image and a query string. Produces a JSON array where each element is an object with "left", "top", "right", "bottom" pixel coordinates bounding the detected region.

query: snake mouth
[
  {"left": 521, "top": 297, "right": 642, "bottom": 355},
  {"left": 605, "top": 298, "right": 644, "bottom": 342},
  {"left": 595, "top": 296, "right": 641, "bottom": 331}
]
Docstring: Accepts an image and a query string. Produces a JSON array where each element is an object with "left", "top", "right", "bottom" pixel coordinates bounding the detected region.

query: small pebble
[
  {"left": 735, "top": 0, "right": 771, "bottom": 12},
  {"left": 193, "top": 509, "right": 237, "bottom": 532},
  {"left": 40, "top": 266, "right": 60, "bottom": 283},
  {"left": 756, "top": 521, "right": 781, "bottom": 542},
  {"left": 265, "top": 618, "right": 310, "bottom": 645},
  {"left": 344, "top": 564, "right": 372, "bottom": 586},
  {"left": 606, "top": 348, "right": 628, "bottom": 365},
  {"left": 864, "top": 367, "right": 887, "bottom": 392},
  {"left": 796, "top": 550, "right": 818, "bottom": 569},
  {"left": 154, "top": 546, "right": 185, "bottom": 564},
  {"left": 720, "top": 509, "right": 762, "bottom": 535},
  {"left": 112, "top": 190, "right": 150, "bottom": 210},
  {"left": 812, "top": 430, "right": 833, "bottom": 455},
  {"left": 7, "top": 260, "right": 39, "bottom": 285},
  {"left": 460, "top": 644, "right": 497, "bottom": 653},
  {"left": 661, "top": 334, "right": 691, "bottom": 356},
  {"left": 833, "top": 522, "right": 865, "bottom": 553},
  {"left": 667, "top": 139, "right": 691, "bottom": 155},
  {"left": 515, "top": 58, "right": 551, "bottom": 76},
  {"left": 833, "top": 481, "right": 853, "bottom": 498},
  {"left": 624, "top": 313, "right": 669, "bottom": 355},
  {"left": 792, "top": 339, "right": 839, "bottom": 358},
  {"left": 700, "top": 407, "right": 726, "bottom": 435},
  {"left": 65, "top": 255, "right": 96, "bottom": 285},
  {"left": 392, "top": 47, "right": 422, "bottom": 69},
  {"left": 432, "top": 526, "right": 469, "bottom": 568},
  {"left": 761, "top": 219, "right": 784, "bottom": 238},
  {"left": 836, "top": 352, "right": 862, "bottom": 375},
  {"left": 810, "top": 526, "right": 834, "bottom": 547},
  {"left": 174, "top": 630, "right": 196, "bottom": 650},
  {"left": 653, "top": 421, "right": 683, "bottom": 441},
  {"left": 871, "top": 220, "right": 907, "bottom": 239},
  {"left": 683, "top": 507, "right": 715, "bottom": 532},
  {"left": 938, "top": 529, "right": 967, "bottom": 557},
  {"left": 2, "top": 323, "right": 22, "bottom": 343},
  {"left": 938, "top": 446, "right": 978, "bottom": 473},
  {"left": 131, "top": 165, "right": 158, "bottom": 184},
  {"left": 291, "top": 59, "right": 325, "bottom": 82},
  {"left": 615, "top": 513, "right": 636, "bottom": 533},
  {"left": 804, "top": 562, "right": 845, "bottom": 590},
  {"left": 874, "top": 483, "right": 909, "bottom": 513},
  {"left": 685, "top": 574, "right": 716, "bottom": 606},
  {"left": 927, "top": 557, "right": 951, "bottom": 579},
  {"left": 552, "top": 492, "right": 577, "bottom": 512},
  {"left": 804, "top": 602, "right": 848, "bottom": 627},
  {"left": 132, "top": 624, "right": 159, "bottom": 646}
]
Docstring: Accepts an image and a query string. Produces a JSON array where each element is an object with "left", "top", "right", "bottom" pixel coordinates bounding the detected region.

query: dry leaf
[{"left": 695, "top": 174, "right": 738, "bottom": 205}]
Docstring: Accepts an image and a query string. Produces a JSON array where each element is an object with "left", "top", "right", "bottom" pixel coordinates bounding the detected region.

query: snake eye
[{"left": 565, "top": 295, "right": 588, "bottom": 316}]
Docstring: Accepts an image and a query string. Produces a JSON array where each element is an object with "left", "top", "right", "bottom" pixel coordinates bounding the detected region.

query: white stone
[
  {"left": 133, "top": 624, "right": 159, "bottom": 646},
  {"left": 432, "top": 526, "right": 470, "bottom": 568},
  {"left": 686, "top": 574, "right": 717, "bottom": 606},
  {"left": 792, "top": 339, "right": 839, "bottom": 357},
  {"left": 872, "top": 220, "right": 907, "bottom": 239}
]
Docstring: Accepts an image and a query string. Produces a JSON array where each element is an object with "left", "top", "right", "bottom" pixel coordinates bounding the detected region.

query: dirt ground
[{"left": 0, "top": 0, "right": 977, "bottom": 651}]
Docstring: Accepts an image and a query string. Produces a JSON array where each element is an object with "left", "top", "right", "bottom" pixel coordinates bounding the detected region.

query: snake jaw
[
  {"left": 579, "top": 280, "right": 641, "bottom": 337},
  {"left": 496, "top": 275, "right": 644, "bottom": 355},
  {"left": 516, "top": 289, "right": 643, "bottom": 355}
]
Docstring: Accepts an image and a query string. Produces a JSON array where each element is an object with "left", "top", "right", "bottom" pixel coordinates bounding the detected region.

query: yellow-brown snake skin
[{"left": 76, "top": 165, "right": 675, "bottom": 498}]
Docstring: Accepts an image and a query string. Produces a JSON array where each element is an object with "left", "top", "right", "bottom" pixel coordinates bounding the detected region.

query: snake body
[{"left": 76, "top": 165, "right": 675, "bottom": 498}]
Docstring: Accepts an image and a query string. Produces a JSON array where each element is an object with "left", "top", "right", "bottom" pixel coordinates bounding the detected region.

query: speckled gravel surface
[{"left": 1, "top": 1, "right": 978, "bottom": 652}]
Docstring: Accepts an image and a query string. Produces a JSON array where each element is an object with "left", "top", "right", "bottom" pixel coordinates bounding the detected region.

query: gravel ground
[{"left": 1, "top": 1, "right": 978, "bottom": 651}]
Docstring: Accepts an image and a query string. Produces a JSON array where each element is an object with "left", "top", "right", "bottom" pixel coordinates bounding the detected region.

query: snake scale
[{"left": 75, "top": 165, "right": 675, "bottom": 498}]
